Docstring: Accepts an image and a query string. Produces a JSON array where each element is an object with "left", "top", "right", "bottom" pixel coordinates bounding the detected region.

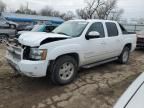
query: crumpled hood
[{"left": 18, "top": 32, "right": 69, "bottom": 47}]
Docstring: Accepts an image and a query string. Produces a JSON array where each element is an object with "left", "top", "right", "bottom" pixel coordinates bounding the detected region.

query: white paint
[{"left": 114, "top": 72, "right": 144, "bottom": 108}]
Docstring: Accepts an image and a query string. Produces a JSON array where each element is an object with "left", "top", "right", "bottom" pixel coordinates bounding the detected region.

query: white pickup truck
[{"left": 6, "top": 20, "right": 136, "bottom": 85}]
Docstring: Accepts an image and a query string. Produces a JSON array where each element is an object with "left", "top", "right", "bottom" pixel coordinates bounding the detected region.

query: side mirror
[{"left": 86, "top": 31, "right": 100, "bottom": 40}]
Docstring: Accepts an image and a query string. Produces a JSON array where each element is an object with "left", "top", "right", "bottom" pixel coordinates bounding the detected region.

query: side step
[{"left": 82, "top": 57, "right": 118, "bottom": 69}]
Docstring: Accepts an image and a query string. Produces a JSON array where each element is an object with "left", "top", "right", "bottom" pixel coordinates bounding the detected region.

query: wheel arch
[
  {"left": 55, "top": 53, "right": 79, "bottom": 65},
  {"left": 124, "top": 43, "right": 132, "bottom": 51},
  {"left": 46, "top": 53, "right": 80, "bottom": 76}
]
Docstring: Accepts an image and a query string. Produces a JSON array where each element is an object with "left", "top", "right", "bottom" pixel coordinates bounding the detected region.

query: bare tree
[
  {"left": 0, "top": 0, "right": 6, "bottom": 12},
  {"left": 76, "top": 0, "right": 104, "bottom": 19},
  {"left": 62, "top": 11, "right": 75, "bottom": 20},
  {"left": 40, "top": 6, "right": 75, "bottom": 20},
  {"left": 40, "top": 6, "right": 54, "bottom": 16},
  {"left": 76, "top": 0, "right": 123, "bottom": 20},
  {"left": 85, "top": 0, "right": 105, "bottom": 19},
  {"left": 76, "top": 9, "right": 88, "bottom": 19},
  {"left": 97, "top": 0, "right": 117, "bottom": 19},
  {"left": 15, "top": 4, "right": 37, "bottom": 15},
  {"left": 108, "top": 9, "right": 124, "bottom": 21}
]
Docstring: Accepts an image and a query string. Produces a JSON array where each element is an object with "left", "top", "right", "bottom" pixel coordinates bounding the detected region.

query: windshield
[
  {"left": 31, "top": 25, "right": 45, "bottom": 32},
  {"left": 52, "top": 21, "right": 88, "bottom": 37}
]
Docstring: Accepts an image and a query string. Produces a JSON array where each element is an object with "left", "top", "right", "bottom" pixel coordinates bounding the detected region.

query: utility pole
[{"left": 26, "top": 2, "right": 29, "bottom": 14}]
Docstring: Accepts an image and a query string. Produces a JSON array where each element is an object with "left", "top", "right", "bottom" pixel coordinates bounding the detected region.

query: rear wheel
[
  {"left": 50, "top": 55, "right": 78, "bottom": 85},
  {"left": 118, "top": 47, "right": 130, "bottom": 64}
]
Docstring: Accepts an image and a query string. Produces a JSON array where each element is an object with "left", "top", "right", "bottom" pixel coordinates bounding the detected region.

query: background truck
[
  {"left": 136, "top": 30, "right": 144, "bottom": 48},
  {"left": 6, "top": 20, "right": 136, "bottom": 85},
  {"left": 0, "top": 14, "right": 17, "bottom": 41}
]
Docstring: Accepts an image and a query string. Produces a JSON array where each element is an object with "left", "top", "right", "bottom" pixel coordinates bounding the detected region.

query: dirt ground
[{"left": 0, "top": 44, "right": 143, "bottom": 108}]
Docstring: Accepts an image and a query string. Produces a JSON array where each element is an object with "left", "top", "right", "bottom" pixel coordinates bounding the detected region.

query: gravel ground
[{"left": 0, "top": 44, "right": 143, "bottom": 108}]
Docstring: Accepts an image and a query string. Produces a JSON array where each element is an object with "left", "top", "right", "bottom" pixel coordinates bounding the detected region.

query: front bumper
[{"left": 6, "top": 44, "right": 48, "bottom": 77}]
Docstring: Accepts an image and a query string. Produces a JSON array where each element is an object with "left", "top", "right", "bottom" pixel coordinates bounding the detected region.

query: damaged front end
[
  {"left": 6, "top": 41, "right": 49, "bottom": 77},
  {"left": 18, "top": 32, "right": 69, "bottom": 47},
  {"left": 7, "top": 36, "right": 68, "bottom": 62},
  {"left": 6, "top": 42, "right": 47, "bottom": 63},
  {"left": 5, "top": 34, "right": 69, "bottom": 77}
]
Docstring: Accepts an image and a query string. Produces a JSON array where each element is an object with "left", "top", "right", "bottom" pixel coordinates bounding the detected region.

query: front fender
[{"left": 47, "top": 44, "right": 82, "bottom": 61}]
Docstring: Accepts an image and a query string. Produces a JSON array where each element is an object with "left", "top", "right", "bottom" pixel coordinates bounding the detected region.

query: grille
[{"left": 7, "top": 43, "right": 23, "bottom": 62}]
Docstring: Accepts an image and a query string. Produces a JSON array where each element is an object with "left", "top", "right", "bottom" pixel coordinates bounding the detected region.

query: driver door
[{"left": 82, "top": 22, "right": 108, "bottom": 64}]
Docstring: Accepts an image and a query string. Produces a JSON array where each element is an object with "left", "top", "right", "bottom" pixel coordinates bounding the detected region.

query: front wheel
[
  {"left": 50, "top": 55, "right": 78, "bottom": 85},
  {"left": 118, "top": 47, "right": 130, "bottom": 64}
]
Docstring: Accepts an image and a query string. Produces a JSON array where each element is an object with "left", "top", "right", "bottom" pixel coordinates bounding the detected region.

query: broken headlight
[{"left": 29, "top": 48, "right": 47, "bottom": 60}]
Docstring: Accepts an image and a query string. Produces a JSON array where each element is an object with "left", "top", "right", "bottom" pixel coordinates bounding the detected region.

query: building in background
[
  {"left": 1, "top": 12, "right": 64, "bottom": 26},
  {"left": 1, "top": 12, "right": 64, "bottom": 31}
]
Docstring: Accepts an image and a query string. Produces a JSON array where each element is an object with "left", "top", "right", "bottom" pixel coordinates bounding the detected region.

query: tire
[
  {"left": 118, "top": 47, "right": 130, "bottom": 64},
  {"left": 50, "top": 55, "right": 78, "bottom": 85}
]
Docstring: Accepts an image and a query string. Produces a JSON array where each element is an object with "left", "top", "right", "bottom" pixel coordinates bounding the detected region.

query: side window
[
  {"left": 87, "top": 22, "right": 105, "bottom": 38},
  {"left": 106, "top": 22, "right": 119, "bottom": 37},
  {"left": 45, "top": 26, "right": 56, "bottom": 32},
  {"left": 119, "top": 24, "right": 128, "bottom": 34}
]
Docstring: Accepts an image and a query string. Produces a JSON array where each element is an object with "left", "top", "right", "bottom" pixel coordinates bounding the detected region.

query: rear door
[{"left": 104, "top": 22, "right": 122, "bottom": 58}]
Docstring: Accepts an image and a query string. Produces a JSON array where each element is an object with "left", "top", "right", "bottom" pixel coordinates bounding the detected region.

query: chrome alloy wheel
[
  {"left": 59, "top": 62, "right": 74, "bottom": 80},
  {"left": 122, "top": 50, "right": 129, "bottom": 62}
]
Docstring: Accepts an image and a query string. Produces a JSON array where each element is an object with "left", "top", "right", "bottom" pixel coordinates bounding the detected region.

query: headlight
[{"left": 29, "top": 48, "right": 47, "bottom": 60}]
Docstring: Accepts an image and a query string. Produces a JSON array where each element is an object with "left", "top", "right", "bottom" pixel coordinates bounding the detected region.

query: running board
[{"left": 82, "top": 57, "right": 118, "bottom": 69}]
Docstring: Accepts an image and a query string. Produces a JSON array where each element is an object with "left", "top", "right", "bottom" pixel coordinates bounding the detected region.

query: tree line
[{"left": 0, "top": 0, "right": 123, "bottom": 21}]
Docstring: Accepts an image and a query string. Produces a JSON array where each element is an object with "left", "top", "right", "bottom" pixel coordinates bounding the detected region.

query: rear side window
[
  {"left": 87, "top": 22, "right": 105, "bottom": 38},
  {"left": 106, "top": 22, "right": 119, "bottom": 37},
  {"left": 119, "top": 24, "right": 128, "bottom": 34}
]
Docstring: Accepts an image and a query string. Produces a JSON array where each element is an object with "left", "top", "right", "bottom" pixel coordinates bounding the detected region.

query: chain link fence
[{"left": 122, "top": 24, "right": 144, "bottom": 32}]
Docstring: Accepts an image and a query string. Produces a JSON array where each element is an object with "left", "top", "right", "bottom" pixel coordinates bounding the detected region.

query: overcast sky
[{"left": 3, "top": 0, "right": 144, "bottom": 19}]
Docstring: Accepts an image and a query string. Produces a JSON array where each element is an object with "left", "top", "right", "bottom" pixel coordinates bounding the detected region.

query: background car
[
  {"left": 114, "top": 72, "right": 144, "bottom": 108},
  {"left": 16, "top": 24, "right": 31, "bottom": 31},
  {"left": 16, "top": 24, "right": 58, "bottom": 38},
  {"left": 137, "top": 30, "right": 144, "bottom": 48},
  {"left": 0, "top": 16, "right": 17, "bottom": 42},
  {"left": 24, "top": 25, "right": 34, "bottom": 31}
]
